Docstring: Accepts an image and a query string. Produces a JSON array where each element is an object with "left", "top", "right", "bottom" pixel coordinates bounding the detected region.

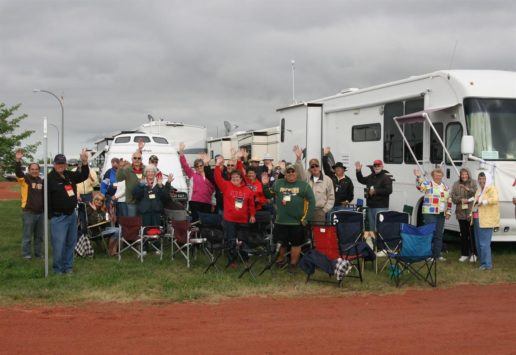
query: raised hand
[
  {"left": 413, "top": 169, "right": 421, "bottom": 177},
  {"left": 230, "top": 147, "right": 237, "bottom": 159},
  {"left": 215, "top": 155, "right": 224, "bottom": 166},
  {"left": 157, "top": 173, "right": 164, "bottom": 186},
  {"left": 178, "top": 142, "right": 186, "bottom": 155},
  {"left": 323, "top": 147, "right": 331, "bottom": 156},
  {"left": 199, "top": 152, "right": 210, "bottom": 165},
  {"left": 80, "top": 149, "right": 89, "bottom": 164},
  {"left": 167, "top": 173, "right": 175, "bottom": 183},
  {"left": 279, "top": 161, "right": 286, "bottom": 171},
  {"left": 293, "top": 145, "right": 303, "bottom": 161},
  {"left": 15, "top": 149, "right": 24, "bottom": 162},
  {"left": 354, "top": 161, "right": 362, "bottom": 171}
]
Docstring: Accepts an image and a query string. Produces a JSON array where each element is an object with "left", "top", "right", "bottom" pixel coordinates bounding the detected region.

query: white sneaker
[
  {"left": 438, "top": 256, "right": 446, "bottom": 262},
  {"left": 458, "top": 256, "right": 469, "bottom": 262},
  {"left": 469, "top": 255, "right": 477, "bottom": 263}
]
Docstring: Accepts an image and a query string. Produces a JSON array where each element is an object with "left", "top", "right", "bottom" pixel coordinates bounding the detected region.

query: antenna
[
  {"left": 448, "top": 40, "right": 458, "bottom": 69},
  {"left": 147, "top": 114, "right": 155, "bottom": 122},
  {"left": 291, "top": 59, "right": 296, "bottom": 104},
  {"left": 224, "top": 121, "right": 231, "bottom": 136}
]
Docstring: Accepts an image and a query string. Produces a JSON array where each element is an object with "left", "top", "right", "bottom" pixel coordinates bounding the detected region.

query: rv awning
[{"left": 394, "top": 104, "right": 461, "bottom": 124}]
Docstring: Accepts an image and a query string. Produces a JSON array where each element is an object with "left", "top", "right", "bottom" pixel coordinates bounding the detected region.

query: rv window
[
  {"left": 152, "top": 137, "right": 169, "bottom": 144},
  {"left": 280, "top": 118, "right": 285, "bottom": 143},
  {"left": 445, "top": 123, "right": 463, "bottom": 165},
  {"left": 383, "top": 102, "right": 404, "bottom": 163},
  {"left": 114, "top": 136, "right": 131, "bottom": 143},
  {"left": 430, "top": 122, "right": 444, "bottom": 164},
  {"left": 352, "top": 123, "right": 381, "bottom": 142},
  {"left": 133, "top": 136, "right": 151, "bottom": 143},
  {"left": 404, "top": 123, "right": 423, "bottom": 164}
]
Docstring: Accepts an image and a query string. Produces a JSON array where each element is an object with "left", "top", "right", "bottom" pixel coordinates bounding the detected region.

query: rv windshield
[{"left": 464, "top": 98, "right": 516, "bottom": 160}]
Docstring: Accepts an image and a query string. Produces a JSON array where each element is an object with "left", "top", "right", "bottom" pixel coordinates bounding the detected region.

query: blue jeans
[
  {"left": 473, "top": 218, "right": 493, "bottom": 269},
  {"left": 50, "top": 212, "right": 78, "bottom": 274},
  {"left": 22, "top": 211, "right": 44, "bottom": 258},
  {"left": 424, "top": 213, "right": 445, "bottom": 258},
  {"left": 367, "top": 207, "right": 388, "bottom": 231},
  {"left": 101, "top": 227, "right": 120, "bottom": 240}
]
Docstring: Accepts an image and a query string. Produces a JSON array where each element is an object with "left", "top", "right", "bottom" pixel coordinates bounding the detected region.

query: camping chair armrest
[{"left": 87, "top": 220, "right": 111, "bottom": 229}]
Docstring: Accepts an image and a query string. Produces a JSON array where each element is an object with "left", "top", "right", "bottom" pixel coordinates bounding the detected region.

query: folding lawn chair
[
  {"left": 169, "top": 218, "right": 203, "bottom": 268},
  {"left": 118, "top": 216, "right": 143, "bottom": 261},
  {"left": 375, "top": 210, "right": 409, "bottom": 273},
  {"left": 332, "top": 210, "right": 369, "bottom": 282},
  {"left": 387, "top": 223, "right": 437, "bottom": 287},
  {"left": 197, "top": 212, "right": 225, "bottom": 273},
  {"left": 236, "top": 210, "right": 274, "bottom": 280}
]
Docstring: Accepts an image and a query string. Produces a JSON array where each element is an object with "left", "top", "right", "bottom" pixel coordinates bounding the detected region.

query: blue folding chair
[
  {"left": 375, "top": 210, "right": 410, "bottom": 273},
  {"left": 387, "top": 223, "right": 437, "bottom": 287}
]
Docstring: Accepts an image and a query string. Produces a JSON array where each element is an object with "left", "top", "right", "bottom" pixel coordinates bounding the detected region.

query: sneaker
[
  {"left": 469, "top": 255, "right": 477, "bottom": 263},
  {"left": 437, "top": 256, "right": 446, "bottom": 262},
  {"left": 458, "top": 256, "right": 469, "bottom": 262},
  {"left": 141, "top": 251, "right": 147, "bottom": 256},
  {"left": 23, "top": 255, "right": 32, "bottom": 260},
  {"left": 228, "top": 262, "right": 238, "bottom": 269},
  {"left": 479, "top": 266, "right": 492, "bottom": 271},
  {"left": 154, "top": 250, "right": 162, "bottom": 255}
]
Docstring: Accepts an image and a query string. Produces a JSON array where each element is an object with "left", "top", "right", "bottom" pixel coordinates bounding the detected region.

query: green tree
[{"left": 0, "top": 102, "right": 40, "bottom": 174}]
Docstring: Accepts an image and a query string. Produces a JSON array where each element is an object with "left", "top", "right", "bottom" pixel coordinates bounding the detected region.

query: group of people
[{"left": 14, "top": 140, "right": 502, "bottom": 275}]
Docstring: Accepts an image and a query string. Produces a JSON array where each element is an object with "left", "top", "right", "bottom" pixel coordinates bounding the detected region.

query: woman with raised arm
[{"left": 178, "top": 143, "right": 215, "bottom": 221}]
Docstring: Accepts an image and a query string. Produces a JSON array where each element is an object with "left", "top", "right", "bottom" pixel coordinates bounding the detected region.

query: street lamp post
[
  {"left": 33, "top": 89, "right": 64, "bottom": 154},
  {"left": 48, "top": 123, "right": 59, "bottom": 156}
]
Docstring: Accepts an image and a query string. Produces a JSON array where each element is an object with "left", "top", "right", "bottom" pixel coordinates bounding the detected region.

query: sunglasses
[
  {"left": 133, "top": 157, "right": 142, "bottom": 160},
  {"left": 194, "top": 164, "right": 203, "bottom": 168},
  {"left": 310, "top": 164, "right": 319, "bottom": 168},
  {"left": 227, "top": 164, "right": 235, "bottom": 167},
  {"left": 286, "top": 170, "right": 296, "bottom": 174},
  {"left": 373, "top": 164, "right": 382, "bottom": 167}
]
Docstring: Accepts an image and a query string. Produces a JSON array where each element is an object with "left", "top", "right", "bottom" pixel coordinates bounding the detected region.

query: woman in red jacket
[{"left": 214, "top": 156, "right": 256, "bottom": 265}]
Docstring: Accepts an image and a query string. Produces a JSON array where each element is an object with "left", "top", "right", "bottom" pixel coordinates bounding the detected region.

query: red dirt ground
[
  {"left": 1, "top": 284, "right": 515, "bottom": 354},
  {"left": 0, "top": 182, "right": 19, "bottom": 200}
]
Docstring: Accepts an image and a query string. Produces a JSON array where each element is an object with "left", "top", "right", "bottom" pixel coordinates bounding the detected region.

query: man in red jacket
[{"left": 214, "top": 155, "right": 256, "bottom": 266}]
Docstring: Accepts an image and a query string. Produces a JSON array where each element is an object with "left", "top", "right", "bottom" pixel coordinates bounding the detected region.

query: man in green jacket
[{"left": 263, "top": 164, "right": 315, "bottom": 273}]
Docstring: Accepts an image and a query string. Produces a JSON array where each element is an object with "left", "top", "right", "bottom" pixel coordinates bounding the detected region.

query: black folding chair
[
  {"left": 332, "top": 210, "right": 366, "bottom": 283},
  {"left": 77, "top": 202, "right": 112, "bottom": 254},
  {"left": 197, "top": 212, "right": 225, "bottom": 273},
  {"left": 236, "top": 211, "right": 274, "bottom": 279},
  {"left": 387, "top": 223, "right": 437, "bottom": 287},
  {"left": 375, "top": 210, "right": 409, "bottom": 273}
]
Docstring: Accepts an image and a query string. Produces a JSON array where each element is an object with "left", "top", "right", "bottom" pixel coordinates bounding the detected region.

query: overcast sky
[{"left": 1, "top": 0, "right": 515, "bottom": 158}]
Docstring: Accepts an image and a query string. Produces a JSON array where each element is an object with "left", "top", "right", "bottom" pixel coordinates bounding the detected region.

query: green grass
[{"left": 0, "top": 199, "right": 515, "bottom": 306}]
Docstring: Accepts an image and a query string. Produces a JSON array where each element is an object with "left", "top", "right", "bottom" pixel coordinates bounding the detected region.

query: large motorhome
[
  {"left": 100, "top": 132, "right": 188, "bottom": 193},
  {"left": 277, "top": 70, "right": 516, "bottom": 241}
]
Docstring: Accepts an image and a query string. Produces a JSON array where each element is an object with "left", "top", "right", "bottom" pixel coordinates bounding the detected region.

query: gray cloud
[{"left": 1, "top": 0, "right": 515, "bottom": 157}]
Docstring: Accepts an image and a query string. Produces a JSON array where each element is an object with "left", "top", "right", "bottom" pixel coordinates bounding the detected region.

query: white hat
[{"left": 262, "top": 153, "right": 274, "bottom": 161}]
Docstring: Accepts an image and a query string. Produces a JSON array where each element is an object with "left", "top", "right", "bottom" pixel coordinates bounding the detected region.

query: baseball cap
[
  {"left": 373, "top": 159, "right": 383, "bottom": 166},
  {"left": 149, "top": 155, "right": 159, "bottom": 162},
  {"left": 285, "top": 164, "right": 296, "bottom": 172},
  {"left": 53, "top": 154, "right": 67, "bottom": 164}
]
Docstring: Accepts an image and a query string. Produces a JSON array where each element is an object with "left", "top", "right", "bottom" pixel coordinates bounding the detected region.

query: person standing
[
  {"left": 472, "top": 172, "right": 500, "bottom": 270},
  {"left": 355, "top": 159, "right": 393, "bottom": 230},
  {"left": 48, "top": 150, "right": 90, "bottom": 274},
  {"left": 100, "top": 157, "right": 119, "bottom": 209},
  {"left": 178, "top": 143, "right": 215, "bottom": 221},
  {"left": 116, "top": 151, "right": 145, "bottom": 216},
  {"left": 15, "top": 150, "right": 44, "bottom": 259},
  {"left": 262, "top": 164, "right": 315, "bottom": 273},
  {"left": 294, "top": 145, "right": 334, "bottom": 225},
  {"left": 414, "top": 168, "right": 452, "bottom": 260},
  {"left": 214, "top": 155, "right": 256, "bottom": 266},
  {"left": 450, "top": 168, "right": 478, "bottom": 262},
  {"left": 322, "top": 147, "right": 354, "bottom": 213}
]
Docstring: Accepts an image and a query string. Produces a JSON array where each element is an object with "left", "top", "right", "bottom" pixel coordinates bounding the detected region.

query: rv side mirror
[{"left": 461, "top": 135, "right": 474, "bottom": 155}]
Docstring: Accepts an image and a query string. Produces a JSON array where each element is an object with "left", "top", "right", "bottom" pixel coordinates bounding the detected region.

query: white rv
[
  {"left": 278, "top": 70, "right": 516, "bottom": 241},
  {"left": 138, "top": 121, "right": 207, "bottom": 164},
  {"left": 100, "top": 132, "right": 188, "bottom": 193}
]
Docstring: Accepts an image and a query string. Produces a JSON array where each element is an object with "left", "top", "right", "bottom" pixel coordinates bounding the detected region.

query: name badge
[
  {"left": 149, "top": 193, "right": 156, "bottom": 199},
  {"left": 235, "top": 197, "right": 244, "bottom": 209},
  {"left": 136, "top": 173, "right": 143, "bottom": 179},
  {"left": 283, "top": 195, "right": 291, "bottom": 202},
  {"left": 36, "top": 183, "right": 42, "bottom": 190},
  {"left": 64, "top": 185, "right": 75, "bottom": 197},
  {"left": 461, "top": 203, "right": 468, "bottom": 210}
]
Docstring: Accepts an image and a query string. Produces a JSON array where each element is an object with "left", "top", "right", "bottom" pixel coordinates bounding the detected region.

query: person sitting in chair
[
  {"left": 132, "top": 165, "right": 171, "bottom": 226},
  {"left": 86, "top": 192, "right": 120, "bottom": 256}
]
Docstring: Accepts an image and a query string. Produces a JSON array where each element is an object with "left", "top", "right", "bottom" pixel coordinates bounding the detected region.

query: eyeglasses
[
  {"left": 227, "top": 164, "right": 235, "bottom": 167},
  {"left": 133, "top": 157, "right": 142, "bottom": 160},
  {"left": 373, "top": 164, "right": 382, "bottom": 167},
  {"left": 150, "top": 160, "right": 158, "bottom": 163},
  {"left": 286, "top": 170, "right": 296, "bottom": 174},
  {"left": 194, "top": 164, "right": 203, "bottom": 168},
  {"left": 310, "top": 164, "right": 319, "bottom": 168}
]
